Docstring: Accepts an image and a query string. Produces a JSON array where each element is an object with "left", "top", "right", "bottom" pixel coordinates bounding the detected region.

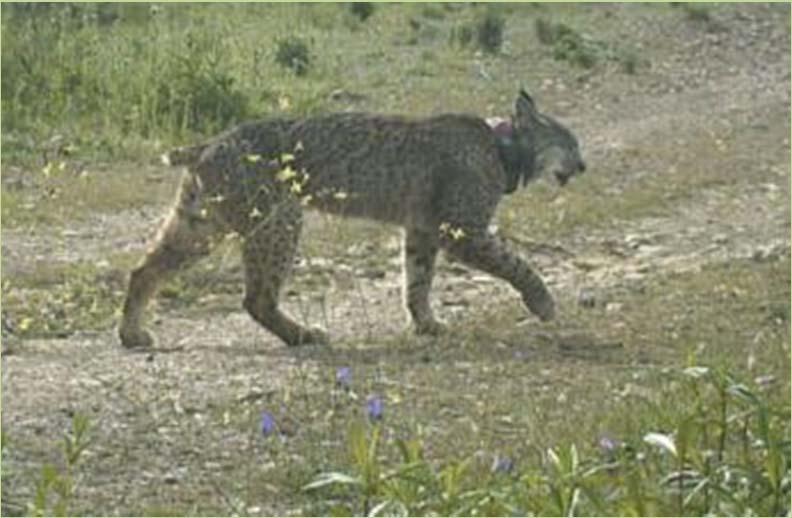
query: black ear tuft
[{"left": 519, "top": 89, "right": 535, "bottom": 107}]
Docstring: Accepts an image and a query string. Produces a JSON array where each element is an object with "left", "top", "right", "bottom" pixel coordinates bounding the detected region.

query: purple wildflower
[
  {"left": 599, "top": 436, "right": 618, "bottom": 454},
  {"left": 336, "top": 367, "right": 352, "bottom": 388},
  {"left": 599, "top": 435, "right": 622, "bottom": 476},
  {"left": 260, "top": 411, "right": 276, "bottom": 437},
  {"left": 491, "top": 456, "right": 515, "bottom": 474},
  {"left": 366, "top": 396, "right": 384, "bottom": 421},
  {"left": 513, "top": 350, "right": 530, "bottom": 361}
]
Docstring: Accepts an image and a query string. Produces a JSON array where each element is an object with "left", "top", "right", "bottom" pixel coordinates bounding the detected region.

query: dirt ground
[{"left": 1, "top": 4, "right": 789, "bottom": 516}]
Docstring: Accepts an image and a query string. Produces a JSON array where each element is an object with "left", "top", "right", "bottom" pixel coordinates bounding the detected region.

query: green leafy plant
[
  {"left": 679, "top": 3, "right": 711, "bottom": 22},
  {"left": 27, "top": 414, "right": 93, "bottom": 517},
  {"left": 450, "top": 23, "right": 474, "bottom": 48},
  {"left": 303, "top": 366, "right": 790, "bottom": 516},
  {"left": 348, "top": 3, "right": 374, "bottom": 22},
  {"left": 275, "top": 36, "right": 312, "bottom": 77},
  {"left": 2, "top": 264, "right": 122, "bottom": 339},
  {"left": 534, "top": 17, "right": 646, "bottom": 73},
  {"left": 450, "top": 10, "right": 505, "bottom": 54},
  {"left": 534, "top": 18, "right": 600, "bottom": 68},
  {"left": 475, "top": 11, "right": 505, "bottom": 54},
  {"left": 142, "top": 31, "right": 250, "bottom": 136}
]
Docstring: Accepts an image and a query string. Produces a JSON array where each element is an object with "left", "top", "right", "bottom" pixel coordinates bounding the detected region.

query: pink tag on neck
[{"left": 486, "top": 117, "right": 512, "bottom": 139}]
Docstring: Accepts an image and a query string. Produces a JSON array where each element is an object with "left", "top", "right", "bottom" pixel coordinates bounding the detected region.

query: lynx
[{"left": 119, "top": 90, "right": 585, "bottom": 347}]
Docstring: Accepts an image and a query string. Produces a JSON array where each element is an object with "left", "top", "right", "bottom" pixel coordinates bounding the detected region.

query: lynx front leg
[
  {"left": 403, "top": 227, "right": 446, "bottom": 335},
  {"left": 435, "top": 166, "right": 555, "bottom": 322},
  {"left": 441, "top": 229, "right": 555, "bottom": 322}
]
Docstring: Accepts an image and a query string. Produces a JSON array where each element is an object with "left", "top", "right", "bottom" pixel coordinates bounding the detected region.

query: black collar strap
[{"left": 496, "top": 136, "right": 536, "bottom": 194}]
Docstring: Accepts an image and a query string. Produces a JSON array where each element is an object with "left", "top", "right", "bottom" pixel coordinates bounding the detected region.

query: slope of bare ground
[{"left": 2, "top": 5, "right": 789, "bottom": 516}]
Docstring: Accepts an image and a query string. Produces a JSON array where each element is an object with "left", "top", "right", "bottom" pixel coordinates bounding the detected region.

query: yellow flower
[
  {"left": 450, "top": 227, "right": 466, "bottom": 240},
  {"left": 276, "top": 165, "right": 298, "bottom": 182},
  {"left": 439, "top": 222, "right": 465, "bottom": 240},
  {"left": 18, "top": 317, "right": 33, "bottom": 332}
]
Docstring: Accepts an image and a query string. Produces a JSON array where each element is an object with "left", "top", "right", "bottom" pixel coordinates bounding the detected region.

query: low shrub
[
  {"left": 476, "top": 11, "right": 505, "bottom": 54},
  {"left": 349, "top": 2, "right": 375, "bottom": 22},
  {"left": 304, "top": 366, "right": 791, "bottom": 516},
  {"left": 275, "top": 36, "right": 312, "bottom": 77},
  {"left": 534, "top": 18, "right": 599, "bottom": 68}
]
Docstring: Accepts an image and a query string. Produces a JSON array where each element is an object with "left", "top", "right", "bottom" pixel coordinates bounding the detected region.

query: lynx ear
[{"left": 516, "top": 89, "right": 538, "bottom": 118}]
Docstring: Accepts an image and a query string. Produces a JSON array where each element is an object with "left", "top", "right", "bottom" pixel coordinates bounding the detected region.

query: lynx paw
[
  {"left": 414, "top": 319, "right": 448, "bottom": 336},
  {"left": 523, "top": 293, "right": 556, "bottom": 322},
  {"left": 289, "top": 327, "right": 330, "bottom": 346},
  {"left": 119, "top": 327, "right": 155, "bottom": 349}
]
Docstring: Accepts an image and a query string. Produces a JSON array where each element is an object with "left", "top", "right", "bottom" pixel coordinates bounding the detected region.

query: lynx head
[{"left": 492, "top": 89, "right": 586, "bottom": 193}]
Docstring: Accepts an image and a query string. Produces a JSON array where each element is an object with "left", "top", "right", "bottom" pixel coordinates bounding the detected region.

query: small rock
[
  {"left": 445, "top": 263, "right": 470, "bottom": 275},
  {"left": 755, "top": 374, "right": 776, "bottom": 388},
  {"left": 578, "top": 288, "right": 596, "bottom": 308},
  {"left": 636, "top": 245, "right": 664, "bottom": 257},
  {"left": 2, "top": 312, "right": 15, "bottom": 337},
  {"left": 573, "top": 257, "right": 609, "bottom": 272},
  {"left": 79, "top": 378, "right": 103, "bottom": 389},
  {"left": 761, "top": 183, "right": 779, "bottom": 199},
  {"left": 1, "top": 339, "right": 16, "bottom": 355},
  {"left": 605, "top": 302, "right": 623, "bottom": 313},
  {"left": 328, "top": 89, "right": 367, "bottom": 103},
  {"left": 625, "top": 234, "right": 652, "bottom": 249},
  {"left": 359, "top": 268, "right": 386, "bottom": 280},
  {"left": 752, "top": 244, "right": 779, "bottom": 262},
  {"left": 623, "top": 272, "right": 646, "bottom": 282}
]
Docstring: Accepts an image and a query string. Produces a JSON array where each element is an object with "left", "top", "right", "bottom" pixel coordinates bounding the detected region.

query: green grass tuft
[
  {"left": 475, "top": 11, "right": 505, "bottom": 54},
  {"left": 348, "top": 2, "right": 375, "bottom": 22},
  {"left": 275, "top": 35, "right": 313, "bottom": 77}
]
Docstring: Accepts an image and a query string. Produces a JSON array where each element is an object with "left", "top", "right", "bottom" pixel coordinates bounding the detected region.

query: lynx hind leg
[
  {"left": 403, "top": 227, "right": 446, "bottom": 335},
  {"left": 241, "top": 202, "right": 328, "bottom": 346},
  {"left": 119, "top": 174, "right": 219, "bottom": 348}
]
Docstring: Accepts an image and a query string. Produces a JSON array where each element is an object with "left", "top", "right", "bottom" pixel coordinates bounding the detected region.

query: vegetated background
[{"left": 1, "top": 3, "right": 790, "bottom": 516}]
